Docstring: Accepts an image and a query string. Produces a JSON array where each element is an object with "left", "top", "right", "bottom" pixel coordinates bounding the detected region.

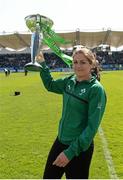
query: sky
[{"left": 0, "top": 0, "right": 123, "bottom": 33}]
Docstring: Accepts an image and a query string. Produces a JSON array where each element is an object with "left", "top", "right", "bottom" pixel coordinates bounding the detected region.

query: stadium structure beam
[
  {"left": 14, "top": 33, "right": 30, "bottom": 48},
  {"left": 75, "top": 28, "right": 81, "bottom": 45},
  {"left": 102, "top": 29, "right": 111, "bottom": 45},
  {"left": 0, "top": 43, "right": 5, "bottom": 48}
]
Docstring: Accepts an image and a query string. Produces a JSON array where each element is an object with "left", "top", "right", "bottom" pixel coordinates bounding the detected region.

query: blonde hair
[{"left": 72, "top": 46, "right": 96, "bottom": 66}]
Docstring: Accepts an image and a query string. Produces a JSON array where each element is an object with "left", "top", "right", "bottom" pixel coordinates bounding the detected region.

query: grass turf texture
[{"left": 0, "top": 71, "right": 123, "bottom": 179}]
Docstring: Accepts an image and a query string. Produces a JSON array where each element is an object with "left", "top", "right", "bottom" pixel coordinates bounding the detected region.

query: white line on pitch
[{"left": 98, "top": 126, "right": 119, "bottom": 179}]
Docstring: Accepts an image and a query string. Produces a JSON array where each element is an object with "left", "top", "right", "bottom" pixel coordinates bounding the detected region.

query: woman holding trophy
[{"left": 36, "top": 46, "right": 107, "bottom": 179}]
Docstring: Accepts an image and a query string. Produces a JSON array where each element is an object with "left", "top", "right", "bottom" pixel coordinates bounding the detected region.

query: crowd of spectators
[
  {"left": 96, "top": 51, "right": 123, "bottom": 65},
  {"left": 0, "top": 50, "right": 123, "bottom": 72}
]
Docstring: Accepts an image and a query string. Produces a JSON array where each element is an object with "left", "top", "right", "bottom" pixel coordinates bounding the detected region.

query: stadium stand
[
  {"left": 0, "top": 50, "right": 123, "bottom": 72},
  {"left": 0, "top": 29, "right": 123, "bottom": 72}
]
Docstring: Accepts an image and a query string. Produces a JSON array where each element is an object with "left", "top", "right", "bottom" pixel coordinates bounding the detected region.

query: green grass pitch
[{"left": 0, "top": 70, "right": 123, "bottom": 179}]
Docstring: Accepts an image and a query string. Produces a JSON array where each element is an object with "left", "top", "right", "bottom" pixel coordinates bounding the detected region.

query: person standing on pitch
[{"left": 36, "top": 46, "right": 107, "bottom": 179}]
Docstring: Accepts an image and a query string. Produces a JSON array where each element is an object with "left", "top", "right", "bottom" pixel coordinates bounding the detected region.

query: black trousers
[{"left": 43, "top": 137, "right": 94, "bottom": 179}]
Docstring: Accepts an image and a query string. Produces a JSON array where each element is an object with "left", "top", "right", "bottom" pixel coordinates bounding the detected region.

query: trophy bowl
[{"left": 25, "top": 14, "right": 54, "bottom": 32}]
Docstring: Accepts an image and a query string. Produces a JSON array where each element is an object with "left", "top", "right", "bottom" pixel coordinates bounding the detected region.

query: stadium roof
[{"left": 0, "top": 29, "right": 123, "bottom": 50}]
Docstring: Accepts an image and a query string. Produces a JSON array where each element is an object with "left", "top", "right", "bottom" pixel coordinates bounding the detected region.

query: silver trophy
[{"left": 24, "top": 14, "right": 53, "bottom": 71}]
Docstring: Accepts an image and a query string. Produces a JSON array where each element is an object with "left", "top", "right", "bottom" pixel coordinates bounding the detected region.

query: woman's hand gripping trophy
[{"left": 36, "top": 51, "right": 45, "bottom": 63}]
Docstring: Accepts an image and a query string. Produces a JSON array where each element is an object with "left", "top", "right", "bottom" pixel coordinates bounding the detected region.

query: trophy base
[{"left": 24, "top": 62, "right": 42, "bottom": 72}]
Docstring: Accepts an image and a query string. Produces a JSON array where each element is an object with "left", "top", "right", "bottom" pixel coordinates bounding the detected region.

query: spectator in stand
[
  {"left": 4, "top": 68, "right": 8, "bottom": 76},
  {"left": 8, "top": 69, "right": 10, "bottom": 76},
  {"left": 24, "top": 69, "right": 28, "bottom": 76},
  {"left": 36, "top": 46, "right": 107, "bottom": 179}
]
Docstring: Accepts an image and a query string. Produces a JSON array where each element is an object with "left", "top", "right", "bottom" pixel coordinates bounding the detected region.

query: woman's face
[{"left": 73, "top": 52, "right": 93, "bottom": 80}]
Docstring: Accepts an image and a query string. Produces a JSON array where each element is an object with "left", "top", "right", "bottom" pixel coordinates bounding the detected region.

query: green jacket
[{"left": 40, "top": 62, "right": 107, "bottom": 160}]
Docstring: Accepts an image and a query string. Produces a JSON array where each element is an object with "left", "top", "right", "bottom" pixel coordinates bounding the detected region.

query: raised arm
[{"left": 36, "top": 52, "right": 68, "bottom": 94}]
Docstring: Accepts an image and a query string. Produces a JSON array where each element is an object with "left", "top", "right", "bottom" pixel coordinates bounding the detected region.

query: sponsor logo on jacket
[{"left": 79, "top": 88, "right": 86, "bottom": 95}]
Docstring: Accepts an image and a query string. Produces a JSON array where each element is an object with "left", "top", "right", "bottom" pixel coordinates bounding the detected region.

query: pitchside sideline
[{"left": 0, "top": 71, "right": 123, "bottom": 179}]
